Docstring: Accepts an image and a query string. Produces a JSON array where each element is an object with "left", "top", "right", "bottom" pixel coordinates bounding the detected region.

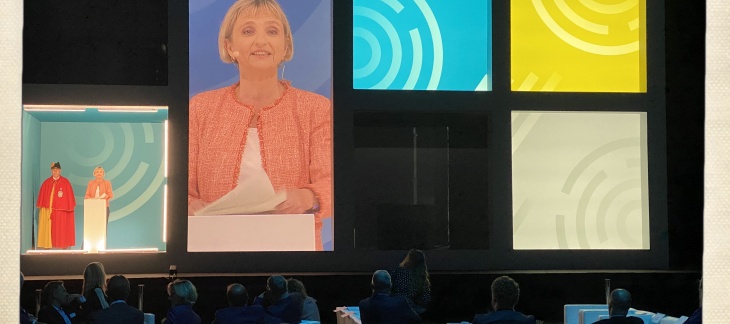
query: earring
[{"left": 280, "top": 64, "right": 286, "bottom": 80}]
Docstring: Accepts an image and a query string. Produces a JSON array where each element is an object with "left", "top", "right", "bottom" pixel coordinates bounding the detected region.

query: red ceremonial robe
[{"left": 36, "top": 176, "right": 76, "bottom": 248}]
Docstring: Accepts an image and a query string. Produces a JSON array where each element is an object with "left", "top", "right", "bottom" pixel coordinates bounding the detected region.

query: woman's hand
[
  {"left": 188, "top": 199, "right": 207, "bottom": 216},
  {"left": 275, "top": 188, "right": 315, "bottom": 214}
]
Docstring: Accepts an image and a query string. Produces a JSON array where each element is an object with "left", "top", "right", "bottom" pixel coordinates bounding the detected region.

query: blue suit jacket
[
  {"left": 90, "top": 301, "right": 144, "bottom": 324},
  {"left": 472, "top": 309, "right": 536, "bottom": 324},
  {"left": 253, "top": 292, "right": 303, "bottom": 324},
  {"left": 358, "top": 293, "right": 420, "bottom": 324},
  {"left": 593, "top": 316, "right": 644, "bottom": 324},
  {"left": 212, "top": 305, "right": 280, "bottom": 324}
]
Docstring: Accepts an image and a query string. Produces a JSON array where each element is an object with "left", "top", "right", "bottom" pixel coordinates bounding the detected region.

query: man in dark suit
[
  {"left": 594, "top": 289, "right": 643, "bottom": 324},
  {"left": 253, "top": 275, "right": 303, "bottom": 324},
  {"left": 472, "top": 276, "right": 535, "bottom": 324},
  {"left": 37, "top": 281, "right": 82, "bottom": 324},
  {"left": 213, "top": 283, "right": 274, "bottom": 324},
  {"left": 359, "top": 270, "right": 420, "bottom": 324},
  {"left": 20, "top": 272, "right": 36, "bottom": 324},
  {"left": 90, "top": 275, "right": 144, "bottom": 324}
]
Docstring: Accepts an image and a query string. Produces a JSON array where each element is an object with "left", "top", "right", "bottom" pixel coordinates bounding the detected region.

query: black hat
[{"left": 50, "top": 162, "right": 61, "bottom": 169}]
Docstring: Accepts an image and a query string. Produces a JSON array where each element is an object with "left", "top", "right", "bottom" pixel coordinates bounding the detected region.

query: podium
[
  {"left": 188, "top": 214, "right": 315, "bottom": 252},
  {"left": 83, "top": 199, "right": 107, "bottom": 252}
]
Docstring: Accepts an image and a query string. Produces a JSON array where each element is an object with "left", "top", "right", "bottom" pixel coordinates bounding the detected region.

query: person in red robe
[{"left": 36, "top": 162, "right": 76, "bottom": 249}]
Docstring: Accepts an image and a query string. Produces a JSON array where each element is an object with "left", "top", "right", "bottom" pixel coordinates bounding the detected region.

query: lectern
[
  {"left": 84, "top": 199, "right": 107, "bottom": 252},
  {"left": 188, "top": 214, "right": 315, "bottom": 252}
]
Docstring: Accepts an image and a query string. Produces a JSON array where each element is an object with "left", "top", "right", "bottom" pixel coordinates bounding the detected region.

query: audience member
[
  {"left": 359, "top": 270, "right": 420, "bottom": 324},
  {"left": 253, "top": 275, "right": 304, "bottom": 324},
  {"left": 685, "top": 278, "right": 702, "bottom": 324},
  {"left": 37, "top": 281, "right": 82, "bottom": 324},
  {"left": 287, "top": 278, "right": 320, "bottom": 321},
  {"left": 163, "top": 279, "right": 201, "bottom": 324},
  {"left": 20, "top": 272, "right": 36, "bottom": 324},
  {"left": 472, "top": 276, "right": 535, "bottom": 324},
  {"left": 90, "top": 275, "right": 144, "bottom": 323},
  {"left": 594, "top": 289, "right": 643, "bottom": 324},
  {"left": 78, "top": 261, "right": 110, "bottom": 320},
  {"left": 212, "top": 283, "right": 272, "bottom": 324},
  {"left": 390, "top": 249, "right": 432, "bottom": 313}
]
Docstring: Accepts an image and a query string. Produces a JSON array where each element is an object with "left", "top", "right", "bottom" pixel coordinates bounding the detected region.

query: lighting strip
[
  {"left": 24, "top": 104, "right": 168, "bottom": 112},
  {"left": 25, "top": 247, "right": 160, "bottom": 254}
]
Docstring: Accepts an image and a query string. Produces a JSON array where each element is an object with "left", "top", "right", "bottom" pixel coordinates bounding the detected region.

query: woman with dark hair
[
  {"left": 287, "top": 278, "right": 320, "bottom": 321},
  {"left": 390, "top": 249, "right": 432, "bottom": 314}
]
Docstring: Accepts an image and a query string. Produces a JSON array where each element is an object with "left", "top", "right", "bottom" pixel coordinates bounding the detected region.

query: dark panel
[
  {"left": 353, "top": 112, "right": 488, "bottom": 250},
  {"left": 23, "top": 0, "right": 168, "bottom": 85}
]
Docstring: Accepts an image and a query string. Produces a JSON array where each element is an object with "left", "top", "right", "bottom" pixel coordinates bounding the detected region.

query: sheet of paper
[{"left": 194, "top": 170, "right": 287, "bottom": 215}]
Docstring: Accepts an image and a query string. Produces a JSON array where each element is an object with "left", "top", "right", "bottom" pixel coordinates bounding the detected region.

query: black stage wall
[{"left": 21, "top": 0, "right": 702, "bottom": 279}]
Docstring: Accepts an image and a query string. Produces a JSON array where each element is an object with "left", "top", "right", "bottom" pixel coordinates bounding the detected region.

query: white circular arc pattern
[
  {"left": 353, "top": 27, "right": 382, "bottom": 79},
  {"left": 110, "top": 161, "right": 165, "bottom": 222},
  {"left": 67, "top": 124, "right": 114, "bottom": 167},
  {"left": 353, "top": 6, "right": 402, "bottom": 89},
  {"left": 413, "top": 0, "right": 442, "bottom": 89},
  {"left": 579, "top": 0, "right": 637, "bottom": 15},
  {"left": 532, "top": 0, "right": 639, "bottom": 56}
]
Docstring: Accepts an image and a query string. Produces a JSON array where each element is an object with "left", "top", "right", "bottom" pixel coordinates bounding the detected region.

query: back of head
[
  {"left": 400, "top": 249, "right": 426, "bottom": 268},
  {"left": 609, "top": 289, "right": 632, "bottom": 316},
  {"left": 399, "top": 249, "right": 431, "bottom": 291},
  {"left": 82, "top": 262, "right": 107, "bottom": 295},
  {"left": 287, "top": 278, "right": 308, "bottom": 298},
  {"left": 107, "top": 275, "right": 131, "bottom": 302},
  {"left": 227, "top": 283, "right": 249, "bottom": 307},
  {"left": 491, "top": 276, "right": 520, "bottom": 310},
  {"left": 371, "top": 270, "right": 392, "bottom": 294},
  {"left": 168, "top": 279, "right": 199, "bottom": 306},
  {"left": 267, "top": 275, "right": 288, "bottom": 299},
  {"left": 42, "top": 281, "right": 64, "bottom": 306}
]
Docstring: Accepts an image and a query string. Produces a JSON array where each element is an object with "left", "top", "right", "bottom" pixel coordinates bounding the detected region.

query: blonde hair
[
  {"left": 93, "top": 166, "right": 104, "bottom": 175},
  {"left": 218, "top": 0, "right": 294, "bottom": 64},
  {"left": 82, "top": 262, "right": 107, "bottom": 295},
  {"left": 168, "top": 279, "right": 199, "bottom": 305}
]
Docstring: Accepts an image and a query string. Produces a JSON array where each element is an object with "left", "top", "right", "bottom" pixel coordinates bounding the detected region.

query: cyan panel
[
  {"left": 354, "top": 0, "right": 492, "bottom": 91},
  {"left": 32, "top": 122, "right": 166, "bottom": 251}
]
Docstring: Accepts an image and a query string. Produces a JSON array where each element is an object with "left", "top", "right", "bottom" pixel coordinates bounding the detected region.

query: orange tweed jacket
[{"left": 188, "top": 82, "right": 333, "bottom": 224}]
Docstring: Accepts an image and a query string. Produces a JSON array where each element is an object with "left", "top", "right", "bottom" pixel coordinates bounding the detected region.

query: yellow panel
[{"left": 511, "top": 0, "right": 646, "bottom": 92}]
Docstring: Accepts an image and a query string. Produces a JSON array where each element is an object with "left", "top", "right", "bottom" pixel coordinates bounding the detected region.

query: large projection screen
[{"left": 188, "top": 0, "right": 334, "bottom": 251}]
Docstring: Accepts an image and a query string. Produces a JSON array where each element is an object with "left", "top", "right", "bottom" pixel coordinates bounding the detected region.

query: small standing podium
[{"left": 84, "top": 199, "right": 107, "bottom": 252}]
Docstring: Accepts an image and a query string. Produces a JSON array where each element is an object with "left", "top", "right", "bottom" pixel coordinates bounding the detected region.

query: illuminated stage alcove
[{"left": 21, "top": 105, "right": 168, "bottom": 254}]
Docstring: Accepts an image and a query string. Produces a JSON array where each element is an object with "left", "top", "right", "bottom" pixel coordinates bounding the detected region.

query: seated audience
[
  {"left": 287, "top": 278, "right": 320, "bottom": 322},
  {"left": 37, "top": 280, "right": 82, "bottom": 324},
  {"left": 78, "top": 261, "right": 110, "bottom": 321},
  {"left": 685, "top": 278, "right": 702, "bottom": 324},
  {"left": 212, "top": 283, "right": 273, "bottom": 324},
  {"left": 20, "top": 272, "right": 36, "bottom": 324},
  {"left": 594, "top": 289, "right": 643, "bottom": 324},
  {"left": 90, "top": 275, "right": 144, "bottom": 323},
  {"left": 253, "top": 275, "right": 304, "bottom": 324},
  {"left": 253, "top": 276, "right": 304, "bottom": 323},
  {"left": 391, "top": 249, "right": 432, "bottom": 314},
  {"left": 163, "top": 279, "right": 201, "bottom": 324},
  {"left": 472, "top": 276, "right": 535, "bottom": 324},
  {"left": 359, "top": 270, "right": 420, "bottom": 324}
]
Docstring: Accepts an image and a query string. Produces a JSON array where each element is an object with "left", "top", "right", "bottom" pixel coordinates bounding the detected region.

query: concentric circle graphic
[
  {"left": 353, "top": 0, "right": 444, "bottom": 90},
  {"left": 65, "top": 123, "right": 165, "bottom": 222},
  {"left": 532, "top": 0, "right": 640, "bottom": 55}
]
